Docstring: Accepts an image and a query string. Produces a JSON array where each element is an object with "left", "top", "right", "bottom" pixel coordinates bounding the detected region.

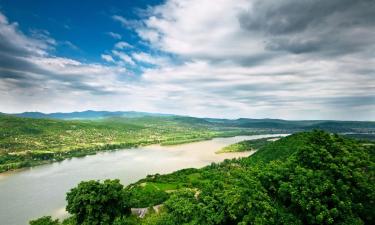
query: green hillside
[
  {"left": 244, "top": 132, "right": 311, "bottom": 164},
  {"left": 31, "top": 131, "right": 375, "bottom": 225},
  {"left": 0, "top": 114, "right": 255, "bottom": 172},
  {"left": 1, "top": 113, "right": 374, "bottom": 173},
  {"left": 217, "top": 136, "right": 282, "bottom": 153}
]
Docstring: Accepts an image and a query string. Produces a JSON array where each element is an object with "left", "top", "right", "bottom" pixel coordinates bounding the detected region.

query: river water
[{"left": 0, "top": 134, "right": 286, "bottom": 225}]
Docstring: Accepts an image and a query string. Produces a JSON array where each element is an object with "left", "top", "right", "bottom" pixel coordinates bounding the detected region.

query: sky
[{"left": 0, "top": 0, "right": 374, "bottom": 120}]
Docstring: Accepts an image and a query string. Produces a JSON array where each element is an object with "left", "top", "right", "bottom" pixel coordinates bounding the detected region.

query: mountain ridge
[{"left": 10, "top": 110, "right": 174, "bottom": 120}]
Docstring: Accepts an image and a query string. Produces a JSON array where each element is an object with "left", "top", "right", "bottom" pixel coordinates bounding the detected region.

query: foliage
[
  {"left": 217, "top": 137, "right": 280, "bottom": 153},
  {"left": 125, "top": 184, "right": 169, "bottom": 208},
  {"left": 136, "top": 131, "right": 375, "bottom": 224},
  {"left": 26, "top": 131, "right": 375, "bottom": 225},
  {"left": 0, "top": 114, "right": 260, "bottom": 172},
  {"left": 141, "top": 210, "right": 175, "bottom": 225},
  {"left": 112, "top": 215, "right": 140, "bottom": 225},
  {"left": 1, "top": 113, "right": 374, "bottom": 172},
  {"left": 244, "top": 132, "right": 311, "bottom": 164},
  {"left": 66, "top": 179, "right": 129, "bottom": 225},
  {"left": 29, "top": 216, "right": 60, "bottom": 225}
]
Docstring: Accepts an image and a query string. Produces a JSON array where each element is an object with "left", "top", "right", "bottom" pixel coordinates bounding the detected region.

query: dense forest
[
  {"left": 30, "top": 131, "right": 375, "bottom": 225},
  {"left": 1, "top": 113, "right": 374, "bottom": 173}
]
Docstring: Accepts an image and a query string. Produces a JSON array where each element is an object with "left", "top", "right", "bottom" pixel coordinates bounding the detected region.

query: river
[{"left": 0, "top": 134, "right": 286, "bottom": 225}]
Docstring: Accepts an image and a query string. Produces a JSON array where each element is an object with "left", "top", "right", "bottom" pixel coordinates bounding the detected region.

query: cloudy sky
[{"left": 0, "top": 0, "right": 374, "bottom": 120}]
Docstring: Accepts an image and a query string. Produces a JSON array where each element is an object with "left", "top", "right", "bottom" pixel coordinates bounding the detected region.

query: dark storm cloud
[{"left": 239, "top": 0, "right": 375, "bottom": 55}]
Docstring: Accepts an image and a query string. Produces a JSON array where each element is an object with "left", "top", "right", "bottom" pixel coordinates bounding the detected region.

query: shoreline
[
  {"left": 0, "top": 132, "right": 271, "bottom": 174},
  {"left": 0, "top": 134, "right": 266, "bottom": 225},
  {"left": 0, "top": 134, "right": 241, "bottom": 174}
]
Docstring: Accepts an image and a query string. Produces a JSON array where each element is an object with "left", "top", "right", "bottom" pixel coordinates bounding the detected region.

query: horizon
[
  {"left": 0, "top": 0, "right": 374, "bottom": 120},
  {"left": 2, "top": 109, "right": 374, "bottom": 122}
]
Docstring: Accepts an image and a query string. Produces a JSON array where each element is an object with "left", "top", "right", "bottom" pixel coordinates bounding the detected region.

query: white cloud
[
  {"left": 114, "top": 41, "right": 133, "bottom": 49},
  {"left": 63, "top": 41, "right": 79, "bottom": 50},
  {"left": 131, "top": 52, "right": 170, "bottom": 66},
  {"left": 0, "top": 11, "right": 130, "bottom": 107},
  {"left": 107, "top": 32, "right": 122, "bottom": 40},
  {"left": 0, "top": 12, "right": 8, "bottom": 23},
  {"left": 112, "top": 15, "right": 140, "bottom": 29},
  {"left": 112, "top": 50, "right": 135, "bottom": 65},
  {"left": 136, "top": 0, "right": 265, "bottom": 61},
  {"left": 126, "top": 0, "right": 375, "bottom": 119},
  {"left": 1, "top": 0, "right": 374, "bottom": 121},
  {"left": 101, "top": 54, "right": 115, "bottom": 63},
  {"left": 0, "top": 12, "right": 50, "bottom": 56}
]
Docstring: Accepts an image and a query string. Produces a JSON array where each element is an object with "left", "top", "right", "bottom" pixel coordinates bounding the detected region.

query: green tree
[
  {"left": 164, "top": 189, "right": 200, "bottom": 224},
  {"left": 66, "top": 179, "right": 129, "bottom": 225},
  {"left": 141, "top": 210, "right": 176, "bottom": 225},
  {"left": 112, "top": 215, "right": 140, "bottom": 225},
  {"left": 29, "top": 216, "right": 60, "bottom": 225}
]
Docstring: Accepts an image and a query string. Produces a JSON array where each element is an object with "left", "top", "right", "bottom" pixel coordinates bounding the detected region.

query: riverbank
[
  {"left": 0, "top": 134, "right": 274, "bottom": 225},
  {"left": 0, "top": 131, "right": 271, "bottom": 173},
  {"left": 216, "top": 136, "right": 284, "bottom": 153}
]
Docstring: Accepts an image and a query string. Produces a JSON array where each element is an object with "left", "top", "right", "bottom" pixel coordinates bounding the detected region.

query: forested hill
[
  {"left": 31, "top": 131, "right": 375, "bottom": 225},
  {"left": 0, "top": 114, "right": 253, "bottom": 172},
  {"left": 1, "top": 113, "right": 374, "bottom": 173},
  {"left": 11, "top": 110, "right": 174, "bottom": 120},
  {"left": 8, "top": 110, "right": 375, "bottom": 133}
]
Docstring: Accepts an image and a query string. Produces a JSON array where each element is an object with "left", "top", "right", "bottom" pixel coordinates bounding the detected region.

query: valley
[{"left": 1, "top": 112, "right": 374, "bottom": 173}]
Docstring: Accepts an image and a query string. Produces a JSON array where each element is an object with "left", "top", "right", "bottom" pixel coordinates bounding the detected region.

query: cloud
[
  {"left": 0, "top": 11, "right": 129, "bottom": 104},
  {"left": 112, "top": 15, "right": 141, "bottom": 29},
  {"left": 114, "top": 41, "right": 133, "bottom": 49},
  {"left": 62, "top": 41, "right": 79, "bottom": 50},
  {"left": 0, "top": 14, "right": 50, "bottom": 57},
  {"left": 107, "top": 31, "right": 122, "bottom": 40},
  {"left": 238, "top": 0, "right": 375, "bottom": 56},
  {"left": 124, "top": 0, "right": 375, "bottom": 119},
  {"left": 101, "top": 54, "right": 115, "bottom": 63},
  {"left": 29, "top": 29, "right": 57, "bottom": 46},
  {"left": 1, "top": 0, "right": 374, "bottom": 121},
  {"left": 131, "top": 52, "right": 170, "bottom": 66},
  {"left": 112, "top": 50, "right": 135, "bottom": 65}
]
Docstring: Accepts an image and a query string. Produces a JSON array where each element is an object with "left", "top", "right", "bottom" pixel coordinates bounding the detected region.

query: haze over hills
[
  {"left": 7, "top": 110, "right": 375, "bottom": 132},
  {"left": 11, "top": 110, "right": 174, "bottom": 120},
  {"left": 1, "top": 111, "right": 374, "bottom": 174}
]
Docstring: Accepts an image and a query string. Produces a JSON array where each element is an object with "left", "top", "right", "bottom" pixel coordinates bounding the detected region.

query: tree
[
  {"left": 164, "top": 189, "right": 200, "bottom": 224},
  {"left": 29, "top": 216, "right": 60, "bottom": 225},
  {"left": 66, "top": 179, "right": 129, "bottom": 225},
  {"left": 112, "top": 215, "right": 140, "bottom": 225}
]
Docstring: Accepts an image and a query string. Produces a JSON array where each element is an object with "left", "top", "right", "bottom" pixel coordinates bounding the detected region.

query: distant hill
[
  {"left": 0, "top": 113, "right": 374, "bottom": 173},
  {"left": 11, "top": 110, "right": 174, "bottom": 120},
  {"left": 206, "top": 117, "right": 375, "bottom": 133},
  {"left": 6, "top": 110, "right": 375, "bottom": 133}
]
